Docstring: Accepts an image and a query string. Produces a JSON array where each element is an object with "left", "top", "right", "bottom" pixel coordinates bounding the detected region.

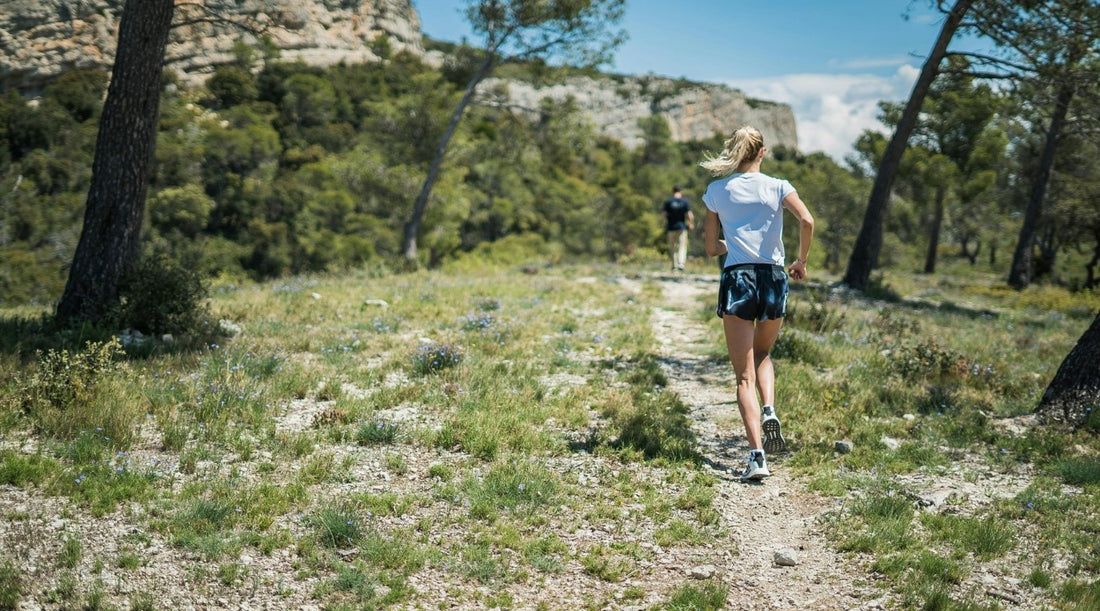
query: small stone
[
  {"left": 918, "top": 488, "right": 956, "bottom": 512},
  {"left": 363, "top": 299, "right": 389, "bottom": 308},
  {"left": 774, "top": 548, "right": 800, "bottom": 567},
  {"left": 311, "top": 292, "right": 322, "bottom": 300},
  {"left": 689, "top": 565, "right": 718, "bottom": 579},
  {"left": 881, "top": 436, "right": 901, "bottom": 450},
  {"left": 903, "top": 413, "right": 916, "bottom": 421},
  {"left": 835, "top": 440, "right": 853, "bottom": 454}
]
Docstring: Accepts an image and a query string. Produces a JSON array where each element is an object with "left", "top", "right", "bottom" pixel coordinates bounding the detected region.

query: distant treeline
[{"left": 1, "top": 44, "right": 1097, "bottom": 306}]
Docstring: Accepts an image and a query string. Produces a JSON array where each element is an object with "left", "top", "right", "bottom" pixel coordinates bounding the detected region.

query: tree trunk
[
  {"left": 1036, "top": 311, "right": 1100, "bottom": 427},
  {"left": 1007, "top": 83, "right": 1074, "bottom": 290},
  {"left": 55, "top": 0, "right": 175, "bottom": 323},
  {"left": 842, "top": 0, "right": 973, "bottom": 291},
  {"left": 1086, "top": 228, "right": 1100, "bottom": 289},
  {"left": 924, "top": 185, "right": 947, "bottom": 274},
  {"left": 401, "top": 52, "right": 497, "bottom": 261}
]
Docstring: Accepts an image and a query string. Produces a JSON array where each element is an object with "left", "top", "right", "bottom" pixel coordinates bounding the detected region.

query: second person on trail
[
  {"left": 661, "top": 186, "right": 694, "bottom": 271},
  {"left": 700, "top": 125, "right": 814, "bottom": 483}
]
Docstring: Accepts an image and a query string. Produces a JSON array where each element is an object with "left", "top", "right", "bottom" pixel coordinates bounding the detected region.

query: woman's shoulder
[{"left": 758, "top": 172, "right": 795, "bottom": 189}]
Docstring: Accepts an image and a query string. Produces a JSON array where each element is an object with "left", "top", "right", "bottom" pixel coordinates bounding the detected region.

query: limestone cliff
[
  {"left": 0, "top": 0, "right": 797, "bottom": 151},
  {"left": 484, "top": 75, "right": 798, "bottom": 151},
  {"left": 0, "top": 0, "right": 423, "bottom": 91}
]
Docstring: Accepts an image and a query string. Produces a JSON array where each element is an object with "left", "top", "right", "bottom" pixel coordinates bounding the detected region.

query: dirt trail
[{"left": 647, "top": 272, "right": 885, "bottom": 610}]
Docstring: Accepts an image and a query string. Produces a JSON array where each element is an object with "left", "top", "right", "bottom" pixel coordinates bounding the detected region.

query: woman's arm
[
  {"left": 704, "top": 210, "right": 727, "bottom": 257},
  {"left": 782, "top": 192, "right": 814, "bottom": 280}
]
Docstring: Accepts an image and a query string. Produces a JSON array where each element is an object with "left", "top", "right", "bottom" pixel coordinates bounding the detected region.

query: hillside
[{"left": 0, "top": 0, "right": 797, "bottom": 150}]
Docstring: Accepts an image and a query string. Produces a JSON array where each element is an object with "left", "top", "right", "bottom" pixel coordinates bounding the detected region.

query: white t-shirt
[{"left": 702, "top": 172, "right": 796, "bottom": 266}]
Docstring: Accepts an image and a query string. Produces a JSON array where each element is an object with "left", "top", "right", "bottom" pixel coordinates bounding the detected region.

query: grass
[{"left": 0, "top": 262, "right": 1098, "bottom": 608}]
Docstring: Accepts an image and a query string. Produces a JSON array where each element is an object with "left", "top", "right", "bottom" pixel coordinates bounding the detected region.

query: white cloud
[{"left": 727, "top": 64, "right": 921, "bottom": 163}]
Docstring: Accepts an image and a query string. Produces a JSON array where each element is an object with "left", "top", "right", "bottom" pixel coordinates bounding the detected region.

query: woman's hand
[{"left": 788, "top": 258, "right": 807, "bottom": 281}]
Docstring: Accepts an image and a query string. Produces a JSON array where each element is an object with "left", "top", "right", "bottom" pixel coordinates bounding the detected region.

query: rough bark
[
  {"left": 842, "top": 0, "right": 974, "bottom": 291},
  {"left": 924, "top": 185, "right": 947, "bottom": 274},
  {"left": 1006, "top": 84, "right": 1074, "bottom": 290},
  {"left": 1036, "top": 312, "right": 1100, "bottom": 427},
  {"left": 55, "top": 0, "right": 175, "bottom": 323}
]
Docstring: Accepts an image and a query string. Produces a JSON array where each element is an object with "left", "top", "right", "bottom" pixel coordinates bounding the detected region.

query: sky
[{"left": 410, "top": 0, "right": 985, "bottom": 163}]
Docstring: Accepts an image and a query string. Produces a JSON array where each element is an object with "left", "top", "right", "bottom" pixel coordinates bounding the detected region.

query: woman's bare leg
[
  {"left": 753, "top": 318, "right": 784, "bottom": 407},
  {"left": 723, "top": 315, "right": 762, "bottom": 449}
]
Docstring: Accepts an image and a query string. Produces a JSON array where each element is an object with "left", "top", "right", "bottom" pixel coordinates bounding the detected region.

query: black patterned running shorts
[{"left": 716, "top": 264, "right": 789, "bottom": 321}]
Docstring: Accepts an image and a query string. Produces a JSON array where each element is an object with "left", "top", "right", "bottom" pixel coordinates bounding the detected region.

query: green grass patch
[{"left": 662, "top": 579, "right": 728, "bottom": 610}]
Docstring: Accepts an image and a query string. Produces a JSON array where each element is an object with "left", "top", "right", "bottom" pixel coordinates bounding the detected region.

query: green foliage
[
  {"left": 1056, "top": 458, "right": 1100, "bottom": 487},
  {"left": 462, "top": 459, "right": 560, "bottom": 520},
  {"left": 148, "top": 184, "right": 215, "bottom": 238},
  {"left": 411, "top": 341, "right": 463, "bottom": 375},
  {"left": 787, "top": 286, "right": 847, "bottom": 334},
  {"left": 206, "top": 66, "right": 258, "bottom": 109},
  {"left": 613, "top": 391, "right": 698, "bottom": 462},
  {"left": 354, "top": 420, "right": 399, "bottom": 445},
  {"left": 662, "top": 579, "right": 728, "bottom": 610},
  {"left": 21, "top": 338, "right": 135, "bottom": 441},
  {"left": 115, "top": 253, "right": 213, "bottom": 337},
  {"left": 0, "top": 450, "right": 58, "bottom": 486},
  {"left": 0, "top": 561, "right": 22, "bottom": 610},
  {"left": 43, "top": 70, "right": 109, "bottom": 123},
  {"left": 310, "top": 502, "right": 364, "bottom": 548}
]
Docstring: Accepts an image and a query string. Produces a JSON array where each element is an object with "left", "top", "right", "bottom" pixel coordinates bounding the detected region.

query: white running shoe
[
  {"left": 761, "top": 405, "right": 786, "bottom": 454},
  {"left": 740, "top": 449, "right": 770, "bottom": 482}
]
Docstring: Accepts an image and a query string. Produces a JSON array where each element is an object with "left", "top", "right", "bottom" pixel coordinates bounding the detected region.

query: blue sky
[{"left": 410, "top": 1, "right": 982, "bottom": 162}]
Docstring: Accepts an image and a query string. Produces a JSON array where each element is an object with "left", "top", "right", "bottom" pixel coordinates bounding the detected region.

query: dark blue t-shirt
[{"left": 662, "top": 197, "right": 691, "bottom": 231}]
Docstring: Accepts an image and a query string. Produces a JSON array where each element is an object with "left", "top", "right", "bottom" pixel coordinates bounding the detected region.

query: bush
[
  {"left": 22, "top": 338, "right": 137, "bottom": 442},
  {"left": 115, "top": 254, "right": 212, "bottom": 336},
  {"left": 787, "top": 286, "right": 846, "bottom": 334},
  {"left": 889, "top": 339, "right": 968, "bottom": 383},
  {"left": 411, "top": 341, "right": 463, "bottom": 375}
]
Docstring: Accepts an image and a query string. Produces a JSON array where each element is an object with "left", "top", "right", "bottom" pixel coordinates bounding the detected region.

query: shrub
[
  {"left": 310, "top": 503, "right": 364, "bottom": 548},
  {"left": 354, "top": 421, "right": 398, "bottom": 445},
  {"left": 787, "top": 286, "right": 846, "bottom": 334},
  {"left": 411, "top": 341, "right": 463, "bottom": 375},
  {"left": 889, "top": 339, "right": 968, "bottom": 383},
  {"left": 115, "top": 254, "right": 213, "bottom": 337},
  {"left": 23, "top": 338, "right": 137, "bottom": 442}
]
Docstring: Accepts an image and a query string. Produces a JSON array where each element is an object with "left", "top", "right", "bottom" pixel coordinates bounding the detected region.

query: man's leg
[
  {"left": 676, "top": 230, "right": 688, "bottom": 269},
  {"left": 666, "top": 231, "right": 678, "bottom": 269}
]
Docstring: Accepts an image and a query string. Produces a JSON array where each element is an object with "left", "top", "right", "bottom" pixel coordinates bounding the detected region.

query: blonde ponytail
[{"left": 699, "top": 126, "right": 765, "bottom": 176}]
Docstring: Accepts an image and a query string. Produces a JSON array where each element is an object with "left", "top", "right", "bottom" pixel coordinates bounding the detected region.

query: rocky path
[{"left": 647, "top": 273, "right": 885, "bottom": 610}]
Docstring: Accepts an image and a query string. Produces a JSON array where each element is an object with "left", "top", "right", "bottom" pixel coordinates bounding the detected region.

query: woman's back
[{"left": 702, "top": 172, "right": 795, "bottom": 266}]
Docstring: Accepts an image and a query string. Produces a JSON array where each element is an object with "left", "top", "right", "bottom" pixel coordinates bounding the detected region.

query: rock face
[
  {"left": 0, "top": 1, "right": 798, "bottom": 151},
  {"left": 483, "top": 75, "right": 798, "bottom": 151},
  {"left": 0, "top": 0, "right": 424, "bottom": 91}
]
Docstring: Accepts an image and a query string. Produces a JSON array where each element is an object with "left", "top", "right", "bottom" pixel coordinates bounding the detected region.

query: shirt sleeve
[
  {"left": 778, "top": 179, "right": 796, "bottom": 202},
  {"left": 702, "top": 187, "right": 717, "bottom": 213}
]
